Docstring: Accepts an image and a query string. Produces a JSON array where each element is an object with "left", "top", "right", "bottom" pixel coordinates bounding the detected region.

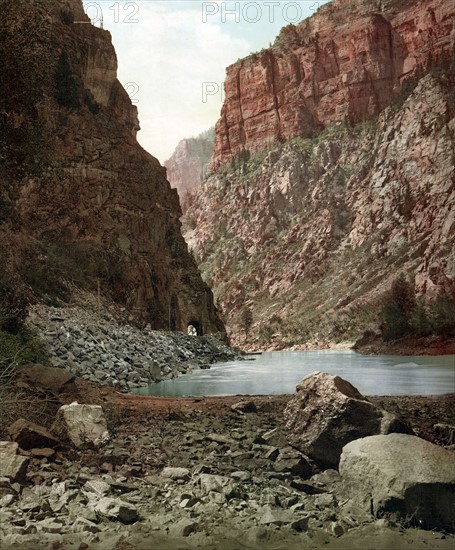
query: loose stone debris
[{"left": 0, "top": 383, "right": 453, "bottom": 549}]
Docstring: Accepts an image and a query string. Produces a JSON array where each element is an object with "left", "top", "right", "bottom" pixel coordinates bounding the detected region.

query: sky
[{"left": 82, "top": 1, "right": 331, "bottom": 162}]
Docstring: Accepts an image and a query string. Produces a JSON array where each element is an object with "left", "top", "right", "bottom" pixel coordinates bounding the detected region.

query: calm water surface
[{"left": 133, "top": 350, "right": 455, "bottom": 397}]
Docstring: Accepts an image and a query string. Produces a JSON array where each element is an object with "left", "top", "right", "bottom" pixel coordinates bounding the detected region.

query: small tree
[
  {"left": 239, "top": 306, "right": 253, "bottom": 338},
  {"left": 430, "top": 293, "right": 455, "bottom": 337},
  {"left": 380, "top": 274, "right": 416, "bottom": 341},
  {"left": 410, "top": 299, "right": 431, "bottom": 337},
  {"left": 390, "top": 273, "right": 416, "bottom": 315}
]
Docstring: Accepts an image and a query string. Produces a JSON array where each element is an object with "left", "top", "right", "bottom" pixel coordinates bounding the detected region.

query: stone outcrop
[
  {"left": 0, "top": 0, "right": 224, "bottom": 335},
  {"left": 212, "top": 0, "right": 455, "bottom": 169},
  {"left": 164, "top": 129, "right": 214, "bottom": 212},
  {"left": 183, "top": 72, "right": 455, "bottom": 346},
  {"left": 284, "top": 372, "right": 410, "bottom": 468},
  {"left": 339, "top": 433, "right": 455, "bottom": 531}
]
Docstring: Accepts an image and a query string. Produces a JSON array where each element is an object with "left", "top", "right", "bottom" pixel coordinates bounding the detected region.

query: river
[{"left": 133, "top": 350, "right": 455, "bottom": 397}]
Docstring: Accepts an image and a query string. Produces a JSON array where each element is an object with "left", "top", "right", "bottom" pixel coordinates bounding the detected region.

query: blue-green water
[{"left": 133, "top": 350, "right": 455, "bottom": 397}]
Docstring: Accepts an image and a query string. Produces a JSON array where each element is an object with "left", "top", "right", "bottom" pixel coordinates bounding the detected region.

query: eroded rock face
[
  {"left": 0, "top": 0, "right": 224, "bottom": 335},
  {"left": 339, "top": 433, "right": 455, "bottom": 531},
  {"left": 284, "top": 372, "right": 410, "bottom": 468},
  {"left": 212, "top": 0, "right": 454, "bottom": 169},
  {"left": 183, "top": 74, "right": 455, "bottom": 346}
]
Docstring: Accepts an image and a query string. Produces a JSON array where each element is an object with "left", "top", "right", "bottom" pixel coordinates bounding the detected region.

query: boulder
[
  {"left": 17, "top": 364, "right": 76, "bottom": 398},
  {"left": 8, "top": 419, "right": 59, "bottom": 451},
  {"left": 198, "top": 474, "right": 238, "bottom": 500},
  {"left": 160, "top": 467, "right": 190, "bottom": 481},
  {"left": 94, "top": 497, "right": 138, "bottom": 524},
  {"left": 53, "top": 402, "right": 109, "bottom": 448},
  {"left": 284, "top": 372, "right": 410, "bottom": 468},
  {"left": 171, "top": 518, "right": 199, "bottom": 537},
  {"left": 339, "top": 433, "right": 455, "bottom": 531},
  {"left": 0, "top": 441, "right": 29, "bottom": 483},
  {"left": 83, "top": 479, "right": 111, "bottom": 497},
  {"left": 273, "top": 447, "right": 312, "bottom": 479}
]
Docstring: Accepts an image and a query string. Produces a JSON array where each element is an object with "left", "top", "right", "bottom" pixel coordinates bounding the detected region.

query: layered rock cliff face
[
  {"left": 0, "top": 0, "right": 224, "bottom": 335},
  {"left": 164, "top": 129, "right": 214, "bottom": 212},
  {"left": 184, "top": 72, "right": 455, "bottom": 346},
  {"left": 212, "top": 0, "right": 455, "bottom": 169}
]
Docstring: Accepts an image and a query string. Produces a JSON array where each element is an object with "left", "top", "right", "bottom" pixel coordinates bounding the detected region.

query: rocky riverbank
[
  {"left": 352, "top": 333, "right": 455, "bottom": 356},
  {"left": 0, "top": 385, "right": 454, "bottom": 550},
  {"left": 242, "top": 335, "right": 455, "bottom": 356},
  {"left": 27, "top": 305, "right": 243, "bottom": 392}
]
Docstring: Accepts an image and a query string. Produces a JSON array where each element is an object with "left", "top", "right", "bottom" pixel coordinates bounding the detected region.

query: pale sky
[{"left": 82, "top": 1, "right": 331, "bottom": 163}]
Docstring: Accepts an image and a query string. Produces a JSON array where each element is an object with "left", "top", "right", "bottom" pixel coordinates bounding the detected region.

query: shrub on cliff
[
  {"left": 0, "top": 250, "right": 29, "bottom": 334},
  {"left": 239, "top": 306, "right": 253, "bottom": 337},
  {"left": 55, "top": 50, "right": 79, "bottom": 109}
]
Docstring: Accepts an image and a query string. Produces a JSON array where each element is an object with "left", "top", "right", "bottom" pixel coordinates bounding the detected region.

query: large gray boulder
[
  {"left": 284, "top": 372, "right": 410, "bottom": 468},
  {"left": 53, "top": 402, "right": 110, "bottom": 448},
  {"left": 339, "top": 433, "right": 455, "bottom": 531}
]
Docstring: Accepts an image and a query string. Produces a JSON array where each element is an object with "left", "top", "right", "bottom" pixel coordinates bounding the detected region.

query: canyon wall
[
  {"left": 212, "top": 0, "right": 455, "bottom": 169},
  {"left": 185, "top": 75, "right": 455, "bottom": 346},
  {"left": 0, "top": 0, "right": 224, "bottom": 336},
  {"left": 164, "top": 129, "right": 214, "bottom": 212}
]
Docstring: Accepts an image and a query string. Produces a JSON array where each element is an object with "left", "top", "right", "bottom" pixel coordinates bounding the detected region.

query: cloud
[
  {"left": 82, "top": 0, "right": 333, "bottom": 162},
  {"left": 99, "top": 3, "right": 250, "bottom": 162}
]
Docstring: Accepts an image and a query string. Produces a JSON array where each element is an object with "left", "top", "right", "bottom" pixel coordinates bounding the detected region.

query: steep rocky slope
[
  {"left": 0, "top": 0, "right": 224, "bottom": 335},
  {"left": 183, "top": 72, "right": 455, "bottom": 346},
  {"left": 164, "top": 128, "right": 214, "bottom": 212},
  {"left": 212, "top": 0, "right": 454, "bottom": 169}
]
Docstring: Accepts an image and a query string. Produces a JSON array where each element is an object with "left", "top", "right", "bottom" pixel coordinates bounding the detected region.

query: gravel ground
[{"left": 1, "top": 391, "right": 454, "bottom": 549}]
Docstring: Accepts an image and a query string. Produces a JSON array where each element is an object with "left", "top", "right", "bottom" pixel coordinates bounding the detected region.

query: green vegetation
[
  {"left": 431, "top": 293, "right": 455, "bottom": 337},
  {"left": 0, "top": 257, "right": 48, "bottom": 379},
  {"left": 380, "top": 274, "right": 455, "bottom": 341},
  {"left": 239, "top": 306, "right": 253, "bottom": 337},
  {"left": 380, "top": 274, "right": 416, "bottom": 341},
  {"left": 0, "top": 328, "right": 48, "bottom": 373},
  {"left": 0, "top": 4, "right": 54, "bottom": 178}
]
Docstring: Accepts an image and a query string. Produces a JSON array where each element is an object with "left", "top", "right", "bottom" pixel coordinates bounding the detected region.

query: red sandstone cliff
[
  {"left": 184, "top": 0, "right": 455, "bottom": 347},
  {"left": 0, "top": 0, "right": 224, "bottom": 335},
  {"left": 212, "top": 0, "right": 455, "bottom": 169}
]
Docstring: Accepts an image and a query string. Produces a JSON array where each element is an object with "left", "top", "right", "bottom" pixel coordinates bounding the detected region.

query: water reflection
[{"left": 133, "top": 350, "right": 455, "bottom": 397}]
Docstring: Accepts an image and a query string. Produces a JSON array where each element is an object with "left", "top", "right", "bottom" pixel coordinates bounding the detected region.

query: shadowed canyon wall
[{"left": 0, "top": 0, "right": 225, "bottom": 335}]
